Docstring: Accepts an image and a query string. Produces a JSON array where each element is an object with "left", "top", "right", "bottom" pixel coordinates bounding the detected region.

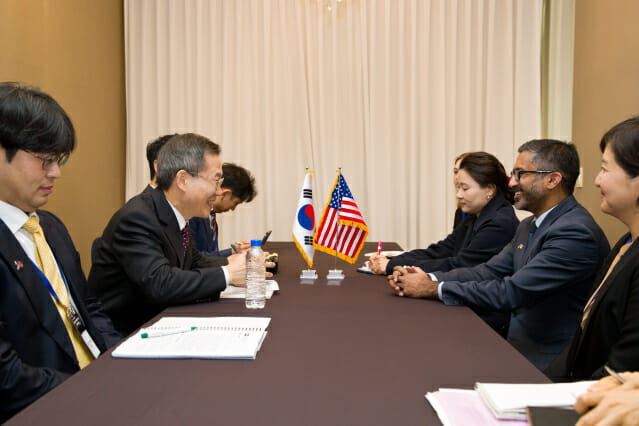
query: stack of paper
[
  {"left": 220, "top": 280, "right": 279, "bottom": 299},
  {"left": 112, "top": 316, "right": 271, "bottom": 360},
  {"left": 426, "top": 389, "right": 527, "bottom": 426},
  {"left": 475, "top": 381, "right": 595, "bottom": 420},
  {"left": 426, "top": 381, "right": 595, "bottom": 425}
]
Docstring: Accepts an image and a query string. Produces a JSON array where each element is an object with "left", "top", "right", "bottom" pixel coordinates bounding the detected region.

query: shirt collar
[
  {"left": 164, "top": 195, "right": 187, "bottom": 230},
  {"left": 534, "top": 205, "right": 556, "bottom": 228},
  {"left": 0, "top": 200, "right": 39, "bottom": 234}
]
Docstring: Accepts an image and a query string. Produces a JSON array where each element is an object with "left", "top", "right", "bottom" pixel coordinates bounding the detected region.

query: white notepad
[
  {"left": 112, "top": 316, "right": 271, "bottom": 360},
  {"left": 475, "top": 381, "right": 596, "bottom": 420}
]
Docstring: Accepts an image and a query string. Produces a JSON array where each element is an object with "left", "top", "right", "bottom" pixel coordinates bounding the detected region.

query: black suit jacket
[
  {"left": 386, "top": 194, "right": 519, "bottom": 274},
  {"left": 0, "top": 211, "right": 121, "bottom": 422},
  {"left": 547, "top": 234, "right": 639, "bottom": 380},
  {"left": 88, "top": 188, "right": 229, "bottom": 336}
]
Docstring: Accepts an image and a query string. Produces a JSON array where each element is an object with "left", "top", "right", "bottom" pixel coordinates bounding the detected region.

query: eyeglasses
[
  {"left": 190, "top": 172, "right": 224, "bottom": 189},
  {"left": 27, "top": 151, "right": 70, "bottom": 170},
  {"left": 509, "top": 169, "right": 555, "bottom": 181}
]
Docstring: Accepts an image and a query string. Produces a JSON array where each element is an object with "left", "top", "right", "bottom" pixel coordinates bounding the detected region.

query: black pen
[{"left": 605, "top": 364, "right": 626, "bottom": 384}]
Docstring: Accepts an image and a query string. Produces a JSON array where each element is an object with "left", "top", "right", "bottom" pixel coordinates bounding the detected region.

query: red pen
[{"left": 377, "top": 241, "right": 382, "bottom": 256}]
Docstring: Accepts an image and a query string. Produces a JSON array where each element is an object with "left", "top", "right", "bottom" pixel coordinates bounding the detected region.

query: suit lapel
[
  {"left": 460, "top": 215, "right": 476, "bottom": 248},
  {"left": 0, "top": 220, "right": 77, "bottom": 362},
  {"left": 520, "top": 196, "right": 579, "bottom": 264},
  {"left": 150, "top": 189, "right": 185, "bottom": 268},
  {"left": 513, "top": 218, "right": 535, "bottom": 267},
  {"left": 578, "top": 237, "right": 636, "bottom": 340}
]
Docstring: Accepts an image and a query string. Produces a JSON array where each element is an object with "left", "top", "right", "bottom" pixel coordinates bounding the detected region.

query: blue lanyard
[
  {"left": 31, "top": 259, "right": 73, "bottom": 309},
  {"left": 627, "top": 235, "right": 633, "bottom": 244}
]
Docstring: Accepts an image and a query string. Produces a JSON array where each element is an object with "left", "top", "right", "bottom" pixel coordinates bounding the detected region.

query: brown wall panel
[
  {"left": 0, "top": 0, "right": 126, "bottom": 273},
  {"left": 572, "top": 0, "right": 639, "bottom": 243}
]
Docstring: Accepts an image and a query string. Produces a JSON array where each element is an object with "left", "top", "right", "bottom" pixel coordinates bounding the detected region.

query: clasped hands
[{"left": 385, "top": 265, "right": 439, "bottom": 299}]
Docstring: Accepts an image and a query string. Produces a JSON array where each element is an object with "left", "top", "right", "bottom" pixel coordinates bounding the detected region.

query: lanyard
[
  {"left": 31, "top": 259, "right": 85, "bottom": 331},
  {"left": 29, "top": 257, "right": 102, "bottom": 359}
]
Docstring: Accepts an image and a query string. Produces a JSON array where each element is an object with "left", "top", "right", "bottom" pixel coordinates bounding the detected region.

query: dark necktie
[
  {"left": 526, "top": 222, "right": 537, "bottom": 249},
  {"left": 181, "top": 223, "right": 190, "bottom": 256},
  {"left": 210, "top": 211, "right": 218, "bottom": 251}
]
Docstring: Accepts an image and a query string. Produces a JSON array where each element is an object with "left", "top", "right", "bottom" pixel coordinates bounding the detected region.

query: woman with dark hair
[
  {"left": 370, "top": 151, "right": 518, "bottom": 276},
  {"left": 547, "top": 116, "right": 639, "bottom": 380},
  {"left": 453, "top": 152, "right": 469, "bottom": 229}
]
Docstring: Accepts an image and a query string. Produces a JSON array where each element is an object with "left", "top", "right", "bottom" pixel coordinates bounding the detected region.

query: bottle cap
[{"left": 251, "top": 239, "right": 262, "bottom": 247}]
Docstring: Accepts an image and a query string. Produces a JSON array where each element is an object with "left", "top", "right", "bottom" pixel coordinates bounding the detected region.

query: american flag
[{"left": 314, "top": 173, "right": 368, "bottom": 263}]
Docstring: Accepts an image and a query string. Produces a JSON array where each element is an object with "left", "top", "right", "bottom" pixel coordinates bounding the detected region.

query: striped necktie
[{"left": 22, "top": 217, "right": 93, "bottom": 368}]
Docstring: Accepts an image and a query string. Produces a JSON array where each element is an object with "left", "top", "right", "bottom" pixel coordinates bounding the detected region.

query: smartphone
[{"left": 261, "top": 230, "right": 272, "bottom": 247}]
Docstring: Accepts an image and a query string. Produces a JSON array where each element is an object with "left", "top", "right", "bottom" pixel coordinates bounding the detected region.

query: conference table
[{"left": 9, "top": 242, "right": 549, "bottom": 425}]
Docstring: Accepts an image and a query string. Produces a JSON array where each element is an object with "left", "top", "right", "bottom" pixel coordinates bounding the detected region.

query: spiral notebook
[{"left": 112, "top": 316, "right": 271, "bottom": 360}]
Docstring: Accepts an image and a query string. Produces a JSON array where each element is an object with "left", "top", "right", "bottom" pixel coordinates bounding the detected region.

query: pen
[
  {"left": 140, "top": 326, "right": 197, "bottom": 339},
  {"left": 605, "top": 365, "right": 626, "bottom": 384},
  {"left": 377, "top": 241, "right": 382, "bottom": 256},
  {"left": 230, "top": 243, "right": 239, "bottom": 254}
]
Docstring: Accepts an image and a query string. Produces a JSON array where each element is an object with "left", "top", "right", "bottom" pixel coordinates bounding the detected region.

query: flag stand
[
  {"left": 300, "top": 269, "right": 318, "bottom": 279},
  {"left": 327, "top": 169, "right": 345, "bottom": 280}
]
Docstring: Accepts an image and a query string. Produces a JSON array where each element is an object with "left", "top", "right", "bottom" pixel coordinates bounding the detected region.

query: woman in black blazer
[
  {"left": 369, "top": 151, "right": 518, "bottom": 276},
  {"left": 547, "top": 116, "right": 639, "bottom": 380}
]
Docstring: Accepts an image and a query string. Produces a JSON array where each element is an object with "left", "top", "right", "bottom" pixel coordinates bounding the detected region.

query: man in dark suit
[
  {"left": 0, "top": 82, "right": 121, "bottom": 422},
  {"left": 189, "top": 163, "right": 257, "bottom": 257},
  {"left": 387, "top": 140, "right": 610, "bottom": 371},
  {"left": 143, "top": 136, "right": 256, "bottom": 257},
  {"left": 88, "top": 134, "right": 248, "bottom": 336}
]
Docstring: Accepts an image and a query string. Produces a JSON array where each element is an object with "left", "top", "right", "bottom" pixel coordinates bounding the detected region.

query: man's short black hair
[
  {"left": 0, "top": 82, "right": 75, "bottom": 161},
  {"left": 222, "top": 163, "right": 257, "bottom": 203},
  {"left": 518, "top": 139, "right": 580, "bottom": 194},
  {"left": 146, "top": 134, "right": 177, "bottom": 180}
]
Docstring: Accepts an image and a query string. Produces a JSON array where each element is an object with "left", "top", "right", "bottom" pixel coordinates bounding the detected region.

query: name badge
[{"left": 66, "top": 306, "right": 101, "bottom": 359}]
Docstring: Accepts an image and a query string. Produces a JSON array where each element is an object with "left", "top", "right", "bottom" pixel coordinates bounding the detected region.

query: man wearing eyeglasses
[
  {"left": 88, "top": 133, "right": 248, "bottom": 336},
  {"left": 388, "top": 140, "right": 610, "bottom": 371},
  {"left": 189, "top": 163, "right": 257, "bottom": 257},
  {"left": 0, "top": 83, "right": 121, "bottom": 422}
]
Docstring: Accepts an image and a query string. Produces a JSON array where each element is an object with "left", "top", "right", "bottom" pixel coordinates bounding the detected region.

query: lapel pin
[
  {"left": 14, "top": 260, "right": 24, "bottom": 270},
  {"left": 517, "top": 244, "right": 524, "bottom": 250}
]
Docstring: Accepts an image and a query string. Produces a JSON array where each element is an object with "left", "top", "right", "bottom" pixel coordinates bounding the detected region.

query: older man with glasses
[
  {"left": 387, "top": 139, "right": 611, "bottom": 371},
  {"left": 88, "top": 134, "right": 249, "bottom": 336}
]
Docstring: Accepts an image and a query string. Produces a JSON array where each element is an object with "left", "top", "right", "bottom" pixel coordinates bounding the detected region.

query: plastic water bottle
[{"left": 245, "top": 239, "right": 266, "bottom": 309}]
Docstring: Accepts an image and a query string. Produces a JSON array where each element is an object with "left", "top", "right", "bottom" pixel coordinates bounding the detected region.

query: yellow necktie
[
  {"left": 580, "top": 241, "right": 632, "bottom": 330},
  {"left": 22, "top": 217, "right": 93, "bottom": 368}
]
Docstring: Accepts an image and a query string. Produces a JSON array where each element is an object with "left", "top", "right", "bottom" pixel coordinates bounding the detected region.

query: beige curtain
[
  {"left": 542, "top": 0, "right": 574, "bottom": 141},
  {"left": 125, "top": 0, "right": 542, "bottom": 253}
]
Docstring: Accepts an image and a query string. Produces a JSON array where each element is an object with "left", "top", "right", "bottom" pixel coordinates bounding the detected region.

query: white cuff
[{"left": 221, "top": 266, "right": 230, "bottom": 287}]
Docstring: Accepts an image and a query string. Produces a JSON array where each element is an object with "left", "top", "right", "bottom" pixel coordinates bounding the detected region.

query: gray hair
[{"left": 155, "top": 133, "right": 221, "bottom": 191}]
